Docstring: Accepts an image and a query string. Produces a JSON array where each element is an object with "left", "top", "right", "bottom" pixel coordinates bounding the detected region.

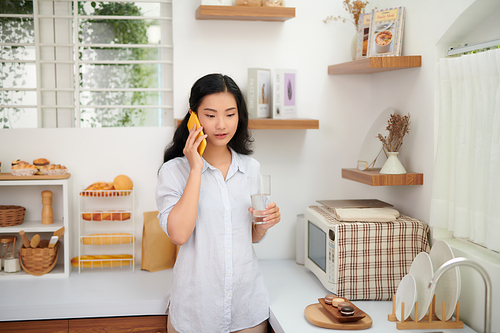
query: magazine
[
  {"left": 272, "top": 69, "right": 296, "bottom": 119},
  {"left": 367, "top": 7, "right": 405, "bottom": 57},
  {"left": 247, "top": 68, "right": 271, "bottom": 119},
  {"left": 356, "top": 13, "right": 371, "bottom": 59}
]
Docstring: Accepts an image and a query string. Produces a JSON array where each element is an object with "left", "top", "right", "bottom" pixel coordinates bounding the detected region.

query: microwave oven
[{"left": 304, "top": 206, "right": 339, "bottom": 294}]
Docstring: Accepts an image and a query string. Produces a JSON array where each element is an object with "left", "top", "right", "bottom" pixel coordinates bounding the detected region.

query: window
[
  {"left": 430, "top": 45, "right": 500, "bottom": 253},
  {"left": 0, "top": 0, "right": 173, "bottom": 128}
]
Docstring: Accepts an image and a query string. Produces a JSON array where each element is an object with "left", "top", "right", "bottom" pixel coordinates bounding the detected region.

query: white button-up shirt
[{"left": 156, "top": 149, "right": 269, "bottom": 333}]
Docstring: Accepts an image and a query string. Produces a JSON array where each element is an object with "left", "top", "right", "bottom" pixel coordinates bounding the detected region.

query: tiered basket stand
[{"left": 388, "top": 294, "right": 464, "bottom": 330}]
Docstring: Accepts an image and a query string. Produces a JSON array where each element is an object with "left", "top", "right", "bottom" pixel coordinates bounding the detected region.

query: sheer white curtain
[{"left": 430, "top": 47, "right": 500, "bottom": 252}]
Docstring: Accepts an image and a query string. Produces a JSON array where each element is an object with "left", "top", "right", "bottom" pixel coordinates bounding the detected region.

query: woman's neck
[{"left": 203, "top": 145, "right": 232, "bottom": 179}]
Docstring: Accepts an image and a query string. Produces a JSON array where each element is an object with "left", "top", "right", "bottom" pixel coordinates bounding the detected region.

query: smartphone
[{"left": 187, "top": 112, "right": 207, "bottom": 156}]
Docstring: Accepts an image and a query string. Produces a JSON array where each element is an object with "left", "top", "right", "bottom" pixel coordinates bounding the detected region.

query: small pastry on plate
[
  {"left": 33, "top": 158, "right": 50, "bottom": 175},
  {"left": 11, "top": 162, "right": 37, "bottom": 176},
  {"left": 40, "top": 164, "right": 67, "bottom": 175},
  {"left": 12, "top": 159, "right": 27, "bottom": 167},
  {"left": 33, "top": 158, "right": 50, "bottom": 166},
  {"left": 340, "top": 305, "right": 355, "bottom": 316},
  {"left": 325, "top": 294, "right": 335, "bottom": 304},
  {"left": 331, "top": 297, "right": 345, "bottom": 308}
]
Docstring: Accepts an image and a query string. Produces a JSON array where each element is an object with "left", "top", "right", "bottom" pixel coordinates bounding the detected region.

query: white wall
[
  {"left": 172, "top": 1, "right": 499, "bottom": 331},
  {"left": 171, "top": 0, "right": 477, "bottom": 257},
  {"left": 1, "top": 0, "right": 499, "bottom": 331},
  {"left": 0, "top": 127, "right": 174, "bottom": 261}
]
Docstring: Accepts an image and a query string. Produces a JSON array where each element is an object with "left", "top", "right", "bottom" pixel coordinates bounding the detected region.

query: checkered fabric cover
[{"left": 310, "top": 206, "right": 430, "bottom": 301}]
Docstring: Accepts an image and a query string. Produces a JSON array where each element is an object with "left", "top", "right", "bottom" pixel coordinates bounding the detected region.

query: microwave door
[{"left": 308, "top": 221, "right": 327, "bottom": 272}]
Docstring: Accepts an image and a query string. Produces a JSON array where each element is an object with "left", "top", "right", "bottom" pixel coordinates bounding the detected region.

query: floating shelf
[
  {"left": 196, "top": 5, "right": 295, "bottom": 21},
  {"left": 176, "top": 118, "right": 318, "bottom": 130},
  {"left": 342, "top": 168, "right": 423, "bottom": 186},
  {"left": 249, "top": 118, "right": 318, "bottom": 129},
  {"left": 328, "top": 56, "right": 422, "bottom": 75}
]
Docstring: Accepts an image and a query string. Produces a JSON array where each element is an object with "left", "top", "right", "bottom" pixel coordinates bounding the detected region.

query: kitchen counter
[
  {"left": 0, "top": 266, "right": 173, "bottom": 321},
  {"left": 1, "top": 260, "right": 476, "bottom": 332},
  {"left": 261, "top": 260, "right": 476, "bottom": 333}
]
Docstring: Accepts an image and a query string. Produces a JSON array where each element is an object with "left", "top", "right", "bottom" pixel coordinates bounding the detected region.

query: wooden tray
[
  {"left": 0, "top": 172, "right": 71, "bottom": 180},
  {"left": 318, "top": 298, "right": 366, "bottom": 323},
  {"left": 305, "top": 303, "right": 372, "bottom": 330}
]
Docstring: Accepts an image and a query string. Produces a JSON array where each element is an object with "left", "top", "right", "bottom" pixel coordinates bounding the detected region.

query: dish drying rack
[{"left": 388, "top": 294, "right": 464, "bottom": 330}]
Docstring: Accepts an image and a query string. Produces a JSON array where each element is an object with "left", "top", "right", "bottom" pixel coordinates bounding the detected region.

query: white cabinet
[
  {"left": 0, "top": 174, "right": 70, "bottom": 279},
  {"left": 77, "top": 189, "right": 135, "bottom": 273}
]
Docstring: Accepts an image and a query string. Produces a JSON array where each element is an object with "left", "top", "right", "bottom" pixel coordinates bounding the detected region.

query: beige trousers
[{"left": 167, "top": 316, "right": 268, "bottom": 333}]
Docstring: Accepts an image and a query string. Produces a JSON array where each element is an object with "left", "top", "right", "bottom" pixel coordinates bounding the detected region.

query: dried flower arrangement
[
  {"left": 323, "top": 0, "right": 372, "bottom": 30},
  {"left": 377, "top": 113, "right": 411, "bottom": 154}
]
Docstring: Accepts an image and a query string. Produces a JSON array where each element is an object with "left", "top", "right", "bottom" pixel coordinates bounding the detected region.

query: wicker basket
[
  {"left": 0, "top": 205, "right": 26, "bottom": 227},
  {"left": 20, "top": 239, "right": 60, "bottom": 276}
]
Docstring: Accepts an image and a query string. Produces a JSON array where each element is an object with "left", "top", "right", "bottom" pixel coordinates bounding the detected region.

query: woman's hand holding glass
[{"left": 249, "top": 202, "right": 281, "bottom": 231}]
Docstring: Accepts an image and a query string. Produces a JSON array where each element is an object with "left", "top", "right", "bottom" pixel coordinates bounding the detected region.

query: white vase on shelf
[{"left": 380, "top": 152, "right": 407, "bottom": 174}]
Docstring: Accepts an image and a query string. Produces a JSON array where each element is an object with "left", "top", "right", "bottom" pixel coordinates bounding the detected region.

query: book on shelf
[
  {"left": 356, "top": 13, "right": 371, "bottom": 59},
  {"left": 272, "top": 69, "right": 296, "bottom": 119},
  {"left": 247, "top": 68, "right": 271, "bottom": 119},
  {"left": 367, "top": 6, "right": 405, "bottom": 57}
]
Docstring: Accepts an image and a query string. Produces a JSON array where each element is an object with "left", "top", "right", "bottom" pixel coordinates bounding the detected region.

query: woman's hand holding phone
[{"left": 184, "top": 112, "right": 207, "bottom": 171}]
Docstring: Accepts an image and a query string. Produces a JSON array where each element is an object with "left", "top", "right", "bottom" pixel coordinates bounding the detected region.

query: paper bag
[{"left": 141, "top": 211, "right": 179, "bottom": 272}]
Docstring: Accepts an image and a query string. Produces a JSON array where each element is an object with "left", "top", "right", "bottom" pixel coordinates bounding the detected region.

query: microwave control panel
[{"left": 328, "top": 229, "right": 336, "bottom": 284}]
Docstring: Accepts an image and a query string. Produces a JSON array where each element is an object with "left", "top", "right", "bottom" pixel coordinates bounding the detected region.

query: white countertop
[
  {"left": 260, "top": 260, "right": 476, "bottom": 333},
  {"left": 1, "top": 266, "right": 172, "bottom": 321},
  {"left": 1, "top": 260, "right": 476, "bottom": 332}
]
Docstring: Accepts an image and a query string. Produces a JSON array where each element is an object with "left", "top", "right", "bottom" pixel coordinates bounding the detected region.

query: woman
[{"left": 156, "top": 73, "right": 281, "bottom": 333}]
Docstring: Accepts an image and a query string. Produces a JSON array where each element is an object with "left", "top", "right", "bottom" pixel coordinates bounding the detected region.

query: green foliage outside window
[
  {"left": 0, "top": 0, "right": 34, "bottom": 128},
  {"left": 79, "top": 1, "right": 158, "bottom": 127},
  {"left": 0, "top": 1, "right": 159, "bottom": 128}
]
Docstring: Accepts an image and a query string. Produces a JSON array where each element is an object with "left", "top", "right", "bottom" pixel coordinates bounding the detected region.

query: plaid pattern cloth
[{"left": 310, "top": 206, "right": 430, "bottom": 301}]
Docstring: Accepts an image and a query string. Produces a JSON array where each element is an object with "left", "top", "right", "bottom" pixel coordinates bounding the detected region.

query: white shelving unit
[
  {"left": 0, "top": 174, "right": 71, "bottom": 279},
  {"left": 77, "top": 189, "right": 135, "bottom": 273}
]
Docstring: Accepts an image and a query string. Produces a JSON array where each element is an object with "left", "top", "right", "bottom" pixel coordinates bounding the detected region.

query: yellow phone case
[{"left": 187, "top": 112, "right": 207, "bottom": 156}]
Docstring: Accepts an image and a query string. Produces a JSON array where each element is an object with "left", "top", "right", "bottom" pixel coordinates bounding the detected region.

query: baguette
[
  {"left": 81, "top": 233, "right": 134, "bottom": 245},
  {"left": 71, "top": 254, "right": 133, "bottom": 268}
]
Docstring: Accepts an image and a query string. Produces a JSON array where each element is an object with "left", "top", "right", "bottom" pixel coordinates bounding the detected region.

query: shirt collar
[{"left": 202, "top": 148, "right": 246, "bottom": 177}]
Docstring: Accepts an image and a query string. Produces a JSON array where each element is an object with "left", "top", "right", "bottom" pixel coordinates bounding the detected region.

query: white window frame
[{"left": 1, "top": 0, "right": 173, "bottom": 128}]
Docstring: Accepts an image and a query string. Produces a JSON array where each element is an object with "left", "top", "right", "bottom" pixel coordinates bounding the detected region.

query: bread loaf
[
  {"left": 81, "top": 233, "right": 134, "bottom": 245},
  {"left": 81, "top": 210, "right": 131, "bottom": 221},
  {"left": 71, "top": 254, "right": 133, "bottom": 268}
]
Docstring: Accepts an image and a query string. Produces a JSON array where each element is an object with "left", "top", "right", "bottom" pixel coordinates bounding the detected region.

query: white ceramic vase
[{"left": 380, "top": 152, "right": 407, "bottom": 174}]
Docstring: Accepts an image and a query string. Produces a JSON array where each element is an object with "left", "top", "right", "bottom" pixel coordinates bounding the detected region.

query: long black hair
[{"left": 162, "top": 73, "right": 253, "bottom": 164}]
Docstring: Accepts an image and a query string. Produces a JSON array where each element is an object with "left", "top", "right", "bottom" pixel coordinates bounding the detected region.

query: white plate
[
  {"left": 395, "top": 274, "right": 416, "bottom": 321},
  {"left": 357, "top": 107, "right": 395, "bottom": 170},
  {"left": 429, "top": 240, "right": 461, "bottom": 321},
  {"left": 409, "top": 252, "right": 434, "bottom": 321}
]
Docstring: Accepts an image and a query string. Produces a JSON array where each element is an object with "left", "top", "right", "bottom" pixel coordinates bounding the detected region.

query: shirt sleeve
[{"left": 155, "top": 162, "right": 184, "bottom": 238}]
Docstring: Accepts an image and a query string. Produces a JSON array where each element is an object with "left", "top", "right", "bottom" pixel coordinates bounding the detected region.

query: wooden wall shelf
[
  {"left": 196, "top": 5, "right": 295, "bottom": 21},
  {"left": 176, "top": 118, "right": 318, "bottom": 130},
  {"left": 328, "top": 56, "right": 422, "bottom": 75},
  {"left": 249, "top": 118, "right": 318, "bottom": 129},
  {"left": 342, "top": 168, "right": 423, "bottom": 186}
]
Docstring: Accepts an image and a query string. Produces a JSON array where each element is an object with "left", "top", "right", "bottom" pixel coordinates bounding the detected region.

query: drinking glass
[{"left": 248, "top": 175, "right": 271, "bottom": 224}]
